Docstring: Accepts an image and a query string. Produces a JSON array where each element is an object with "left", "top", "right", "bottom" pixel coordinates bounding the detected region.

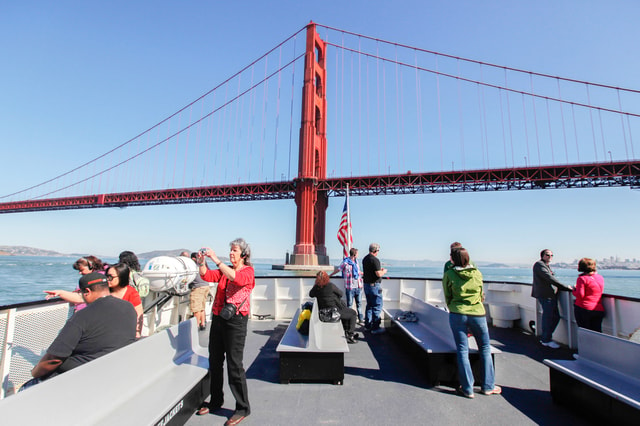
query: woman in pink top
[{"left": 573, "top": 258, "right": 605, "bottom": 332}]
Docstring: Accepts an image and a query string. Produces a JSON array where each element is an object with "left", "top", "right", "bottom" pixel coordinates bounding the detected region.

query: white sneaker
[{"left": 540, "top": 340, "right": 560, "bottom": 349}]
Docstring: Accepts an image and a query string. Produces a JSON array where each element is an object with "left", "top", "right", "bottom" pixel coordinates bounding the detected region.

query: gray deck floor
[{"left": 186, "top": 319, "right": 589, "bottom": 426}]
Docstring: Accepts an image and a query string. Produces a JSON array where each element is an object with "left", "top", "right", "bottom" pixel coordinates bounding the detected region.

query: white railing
[{"left": 2, "top": 276, "right": 639, "bottom": 398}]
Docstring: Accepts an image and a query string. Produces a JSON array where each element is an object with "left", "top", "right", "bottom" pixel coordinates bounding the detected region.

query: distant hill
[{"left": 0, "top": 245, "right": 67, "bottom": 257}]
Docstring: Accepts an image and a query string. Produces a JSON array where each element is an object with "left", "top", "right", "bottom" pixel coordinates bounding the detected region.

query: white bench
[
  {"left": 276, "top": 298, "right": 349, "bottom": 384},
  {"left": 383, "top": 292, "right": 500, "bottom": 386},
  {"left": 0, "top": 318, "right": 209, "bottom": 426},
  {"left": 544, "top": 328, "right": 640, "bottom": 425}
]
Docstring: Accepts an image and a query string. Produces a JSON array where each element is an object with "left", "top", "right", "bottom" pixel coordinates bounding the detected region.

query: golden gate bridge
[{"left": 2, "top": 22, "right": 639, "bottom": 266}]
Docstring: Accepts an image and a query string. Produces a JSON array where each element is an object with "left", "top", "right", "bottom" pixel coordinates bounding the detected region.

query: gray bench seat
[
  {"left": 276, "top": 298, "right": 349, "bottom": 384},
  {"left": 544, "top": 327, "right": 640, "bottom": 425},
  {"left": 0, "top": 318, "right": 209, "bottom": 426},
  {"left": 383, "top": 292, "right": 500, "bottom": 386}
]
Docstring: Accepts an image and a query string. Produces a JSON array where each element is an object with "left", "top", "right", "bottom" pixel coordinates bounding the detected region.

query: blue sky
[{"left": 1, "top": 1, "right": 640, "bottom": 265}]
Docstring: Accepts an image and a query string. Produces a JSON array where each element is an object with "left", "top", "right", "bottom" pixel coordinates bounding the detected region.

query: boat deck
[{"left": 186, "top": 319, "right": 590, "bottom": 425}]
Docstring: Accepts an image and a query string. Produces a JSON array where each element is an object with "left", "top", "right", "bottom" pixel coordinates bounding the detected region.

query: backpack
[{"left": 130, "top": 270, "right": 150, "bottom": 298}]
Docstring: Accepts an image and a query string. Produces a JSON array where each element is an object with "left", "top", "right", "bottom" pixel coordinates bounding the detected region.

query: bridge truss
[{"left": 1, "top": 160, "right": 638, "bottom": 214}]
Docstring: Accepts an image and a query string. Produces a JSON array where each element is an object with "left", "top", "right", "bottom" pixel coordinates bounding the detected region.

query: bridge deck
[{"left": 186, "top": 319, "right": 589, "bottom": 426}]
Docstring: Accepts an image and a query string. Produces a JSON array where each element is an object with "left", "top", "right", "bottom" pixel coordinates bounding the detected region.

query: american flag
[{"left": 337, "top": 198, "right": 352, "bottom": 258}]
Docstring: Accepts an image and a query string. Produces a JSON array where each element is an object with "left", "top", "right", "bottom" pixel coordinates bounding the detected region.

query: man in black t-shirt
[
  {"left": 31, "top": 272, "right": 137, "bottom": 379},
  {"left": 362, "top": 243, "right": 387, "bottom": 333}
]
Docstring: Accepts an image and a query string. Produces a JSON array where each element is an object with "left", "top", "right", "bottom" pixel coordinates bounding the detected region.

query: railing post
[{"left": 0, "top": 309, "right": 17, "bottom": 399}]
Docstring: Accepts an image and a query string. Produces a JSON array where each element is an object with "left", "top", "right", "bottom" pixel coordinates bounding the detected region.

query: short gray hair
[
  {"left": 231, "top": 238, "right": 251, "bottom": 266},
  {"left": 369, "top": 243, "right": 380, "bottom": 253}
]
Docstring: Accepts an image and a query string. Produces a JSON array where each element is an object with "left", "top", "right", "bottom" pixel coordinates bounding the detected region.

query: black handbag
[
  {"left": 319, "top": 307, "right": 341, "bottom": 322},
  {"left": 220, "top": 302, "right": 238, "bottom": 320}
]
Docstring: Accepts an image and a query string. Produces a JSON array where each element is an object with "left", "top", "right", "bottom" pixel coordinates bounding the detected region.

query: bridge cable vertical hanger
[
  {"left": 571, "top": 103, "right": 580, "bottom": 162},
  {"left": 358, "top": 36, "right": 362, "bottom": 177},
  {"left": 546, "top": 99, "right": 555, "bottom": 165},
  {"left": 436, "top": 56, "right": 443, "bottom": 171},
  {"left": 376, "top": 40, "right": 382, "bottom": 175},
  {"left": 521, "top": 93, "right": 531, "bottom": 167},
  {"left": 458, "top": 60, "right": 466, "bottom": 170},
  {"left": 586, "top": 84, "right": 599, "bottom": 162},
  {"left": 504, "top": 69, "right": 514, "bottom": 168},
  {"left": 617, "top": 89, "right": 630, "bottom": 161},
  {"left": 287, "top": 35, "right": 298, "bottom": 181},
  {"left": 273, "top": 46, "right": 283, "bottom": 182},
  {"left": 395, "top": 45, "right": 402, "bottom": 174},
  {"left": 414, "top": 48, "right": 423, "bottom": 171},
  {"left": 556, "top": 78, "right": 569, "bottom": 164},
  {"left": 529, "top": 74, "right": 541, "bottom": 166},
  {"left": 480, "top": 64, "right": 490, "bottom": 169}
]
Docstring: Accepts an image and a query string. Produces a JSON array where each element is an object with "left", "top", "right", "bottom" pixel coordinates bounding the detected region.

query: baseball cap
[{"left": 79, "top": 272, "right": 108, "bottom": 291}]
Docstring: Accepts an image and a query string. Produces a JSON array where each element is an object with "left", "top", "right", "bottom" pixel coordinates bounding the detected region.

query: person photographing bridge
[{"left": 196, "top": 238, "right": 254, "bottom": 426}]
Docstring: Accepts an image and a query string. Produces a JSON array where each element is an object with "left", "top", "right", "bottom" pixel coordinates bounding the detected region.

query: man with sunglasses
[
  {"left": 30, "top": 272, "right": 137, "bottom": 382},
  {"left": 532, "top": 249, "right": 574, "bottom": 349}
]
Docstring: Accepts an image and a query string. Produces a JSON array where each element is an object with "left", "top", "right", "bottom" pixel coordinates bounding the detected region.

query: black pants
[
  {"left": 209, "top": 313, "right": 250, "bottom": 415},
  {"left": 338, "top": 306, "right": 357, "bottom": 333},
  {"left": 574, "top": 305, "right": 604, "bottom": 333}
]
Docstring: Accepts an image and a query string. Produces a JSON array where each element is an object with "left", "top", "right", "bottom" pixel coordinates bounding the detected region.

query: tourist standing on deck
[
  {"left": 444, "top": 241, "right": 476, "bottom": 273},
  {"left": 330, "top": 247, "right": 364, "bottom": 324},
  {"left": 443, "top": 247, "right": 501, "bottom": 398},
  {"left": 532, "top": 249, "right": 574, "bottom": 349},
  {"left": 573, "top": 258, "right": 605, "bottom": 332},
  {"left": 362, "top": 243, "right": 387, "bottom": 334},
  {"left": 196, "top": 238, "right": 254, "bottom": 426},
  {"left": 190, "top": 251, "right": 212, "bottom": 331}
]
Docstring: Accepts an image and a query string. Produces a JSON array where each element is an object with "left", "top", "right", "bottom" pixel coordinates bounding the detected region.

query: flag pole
[{"left": 346, "top": 184, "right": 351, "bottom": 252}]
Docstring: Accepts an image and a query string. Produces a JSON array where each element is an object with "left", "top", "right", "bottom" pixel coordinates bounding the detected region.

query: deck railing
[{"left": 1, "top": 276, "right": 638, "bottom": 398}]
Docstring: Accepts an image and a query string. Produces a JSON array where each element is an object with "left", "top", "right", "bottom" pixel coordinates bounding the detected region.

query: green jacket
[{"left": 442, "top": 265, "right": 485, "bottom": 316}]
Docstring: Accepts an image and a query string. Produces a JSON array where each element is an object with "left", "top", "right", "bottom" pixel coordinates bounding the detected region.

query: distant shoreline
[{"left": 1, "top": 247, "right": 639, "bottom": 270}]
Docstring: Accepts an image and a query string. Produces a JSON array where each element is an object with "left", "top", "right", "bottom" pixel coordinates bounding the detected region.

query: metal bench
[
  {"left": 544, "top": 328, "right": 640, "bottom": 425},
  {"left": 0, "top": 318, "right": 209, "bottom": 426},
  {"left": 383, "top": 292, "right": 500, "bottom": 386},
  {"left": 276, "top": 298, "right": 349, "bottom": 385}
]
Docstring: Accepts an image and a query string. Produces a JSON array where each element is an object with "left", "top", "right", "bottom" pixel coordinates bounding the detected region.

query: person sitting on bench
[
  {"left": 27, "top": 273, "right": 137, "bottom": 388},
  {"left": 310, "top": 271, "right": 359, "bottom": 344}
]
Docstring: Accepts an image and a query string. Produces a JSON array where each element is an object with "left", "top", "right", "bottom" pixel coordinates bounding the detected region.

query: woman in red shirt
[
  {"left": 106, "top": 263, "right": 143, "bottom": 338},
  {"left": 196, "top": 238, "right": 254, "bottom": 426},
  {"left": 573, "top": 258, "right": 605, "bottom": 332}
]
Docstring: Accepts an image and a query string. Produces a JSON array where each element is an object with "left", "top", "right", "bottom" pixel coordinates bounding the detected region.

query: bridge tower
[{"left": 288, "top": 22, "right": 329, "bottom": 267}]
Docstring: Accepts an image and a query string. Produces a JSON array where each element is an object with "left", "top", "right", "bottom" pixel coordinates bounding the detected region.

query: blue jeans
[
  {"left": 537, "top": 297, "right": 560, "bottom": 343},
  {"left": 346, "top": 288, "right": 363, "bottom": 321},
  {"left": 363, "top": 283, "right": 383, "bottom": 330},
  {"left": 449, "top": 313, "right": 495, "bottom": 395}
]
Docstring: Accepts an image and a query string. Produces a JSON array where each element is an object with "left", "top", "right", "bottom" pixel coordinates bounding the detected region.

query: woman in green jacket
[{"left": 443, "top": 247, "right": 501, "bottom": 399}]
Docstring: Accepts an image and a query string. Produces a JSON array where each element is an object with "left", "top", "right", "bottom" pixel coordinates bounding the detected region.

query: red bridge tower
[{"left": 288, "top": 23, "right": 329, "bottom": 267}]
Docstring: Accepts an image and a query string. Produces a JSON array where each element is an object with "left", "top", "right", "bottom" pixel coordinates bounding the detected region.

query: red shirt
[
  {"left": 122, "top": 285, "right": 142, "bottom": 308},
  {"left": 573, "top": 273, "right": 605, "bottom": 312},
  {"left": 202, "top": 266, "right": 255, "bottom": 316}
]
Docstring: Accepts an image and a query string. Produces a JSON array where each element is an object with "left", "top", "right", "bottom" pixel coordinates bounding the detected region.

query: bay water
[{"left": 1, "top": 255, "right": 639, "bottom": 306}]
